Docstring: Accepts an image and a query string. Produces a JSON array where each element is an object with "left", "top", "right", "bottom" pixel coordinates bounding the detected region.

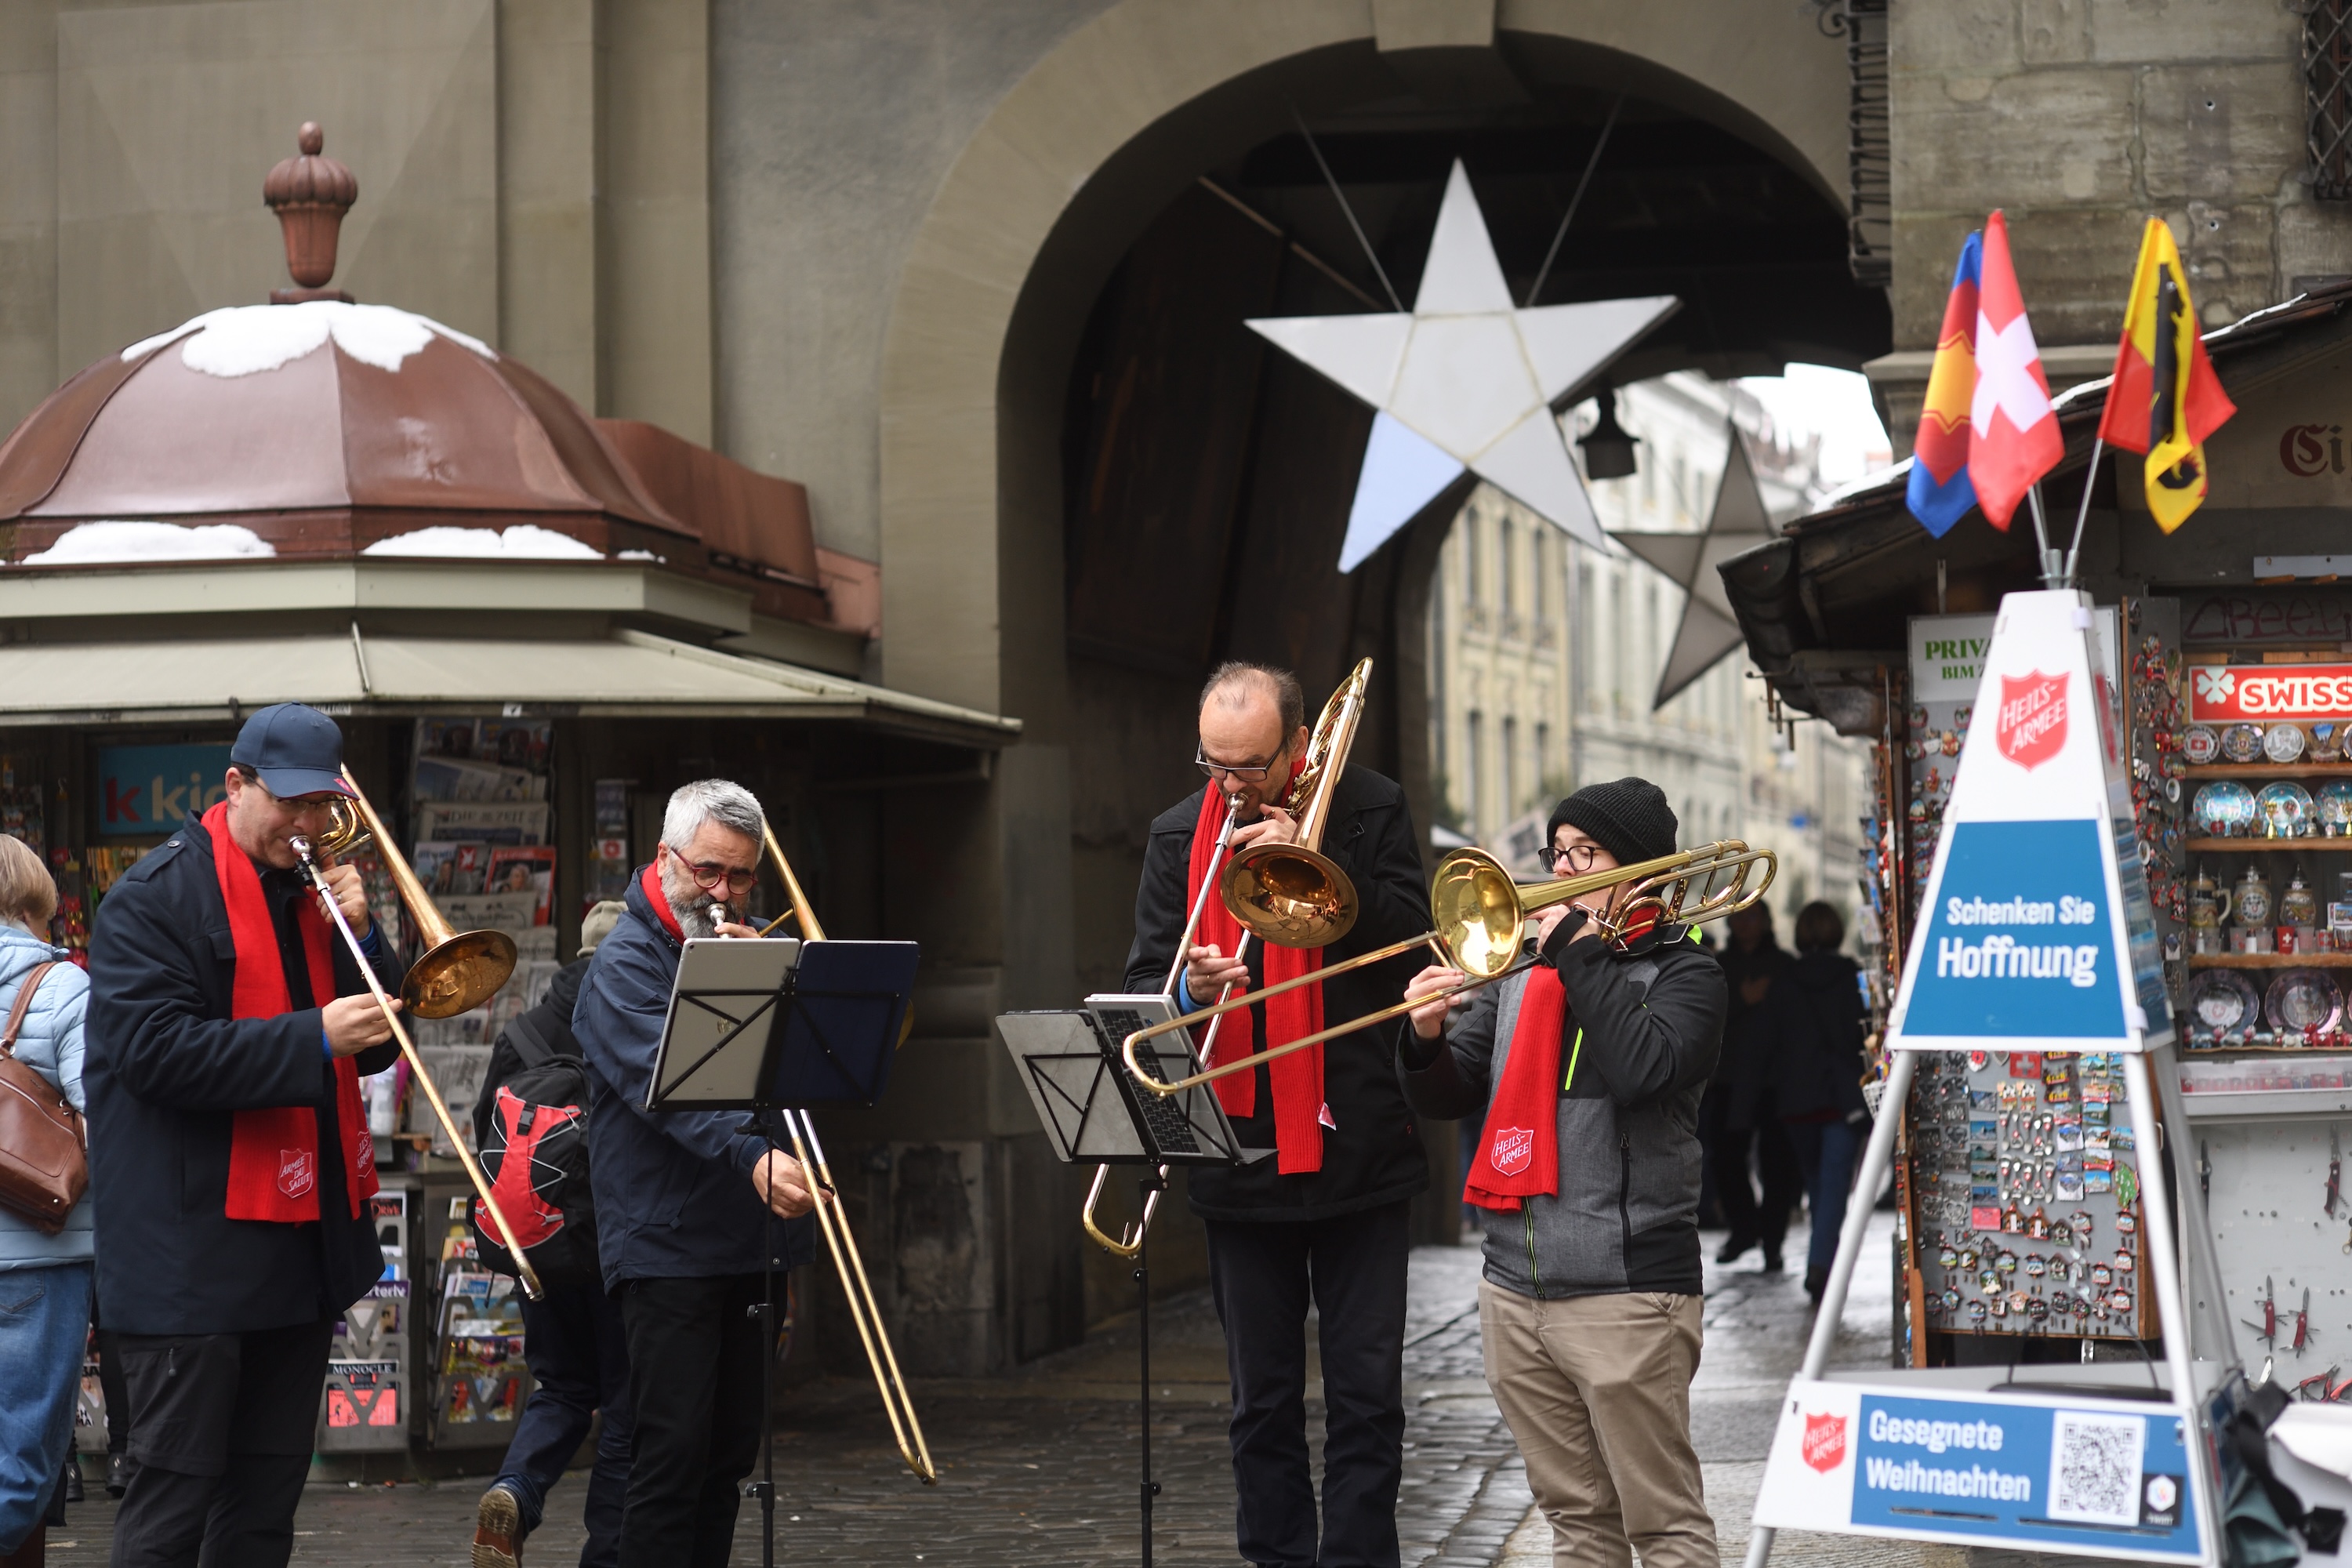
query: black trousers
[
  {"left": 615, "top": 1273, "right": 765, "bottom": 1568},
  {"left": 1205, "top": 1201, "right": 1410, "bottom": 1568},
  {"left": 108, "top": 1319, "right": 335, "bottom": 1568},
  {"left": 1708, "top": 1117, "right": 1801, "bottom": 1254}
]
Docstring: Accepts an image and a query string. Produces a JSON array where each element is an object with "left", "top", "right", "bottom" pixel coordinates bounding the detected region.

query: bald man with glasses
[{"left": 1126, "top": 661, "right": 1429, "bottom": 1568}]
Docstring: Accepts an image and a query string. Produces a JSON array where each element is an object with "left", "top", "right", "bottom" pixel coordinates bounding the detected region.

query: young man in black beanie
[{"left": 1397, "top": 777, "right": 1726, "bottom": 1568}]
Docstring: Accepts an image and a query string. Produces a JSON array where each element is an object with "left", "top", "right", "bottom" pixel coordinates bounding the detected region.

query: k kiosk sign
[
  {"left": 1751, "top": 592, "right": 2231, "bottom": 1568},
  {"left": 1889, "top": 591, "right": 2171, "bottom": 1055}
]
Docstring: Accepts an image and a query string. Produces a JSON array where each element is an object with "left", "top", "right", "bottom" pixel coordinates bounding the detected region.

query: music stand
[
  {"left": 650, "top": 936, "right": 919, "bottom": 1568},
  {"left": 997, "top": 995, "right": 1265, "bottom": 1568}
]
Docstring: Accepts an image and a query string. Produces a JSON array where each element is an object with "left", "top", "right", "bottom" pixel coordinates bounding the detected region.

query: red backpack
[{"left": 470, "top": 1007, "right": 601, "bottom": 1288}]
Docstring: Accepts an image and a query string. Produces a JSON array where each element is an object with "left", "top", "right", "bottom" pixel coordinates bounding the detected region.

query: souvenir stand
[{"left": 1750, "top": 589, "right": 2241, "bottom": 1566}]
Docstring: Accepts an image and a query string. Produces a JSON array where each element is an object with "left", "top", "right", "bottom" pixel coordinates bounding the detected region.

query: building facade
[{"left": 1428, "top": 375, "right": 1872, "bottom": 937}]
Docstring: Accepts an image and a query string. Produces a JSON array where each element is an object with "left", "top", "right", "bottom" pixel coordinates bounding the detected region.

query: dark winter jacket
[
  {"left": 472, "top": 956, "right": 588, "bottom": 1152},
  {"left": 1764, "top": 950, "right": 1869, "bottom": 1123},
  {"left": 1398, "top": 918, "right": 1726, "bottom": 1299},
  {"left": 84, "top": 810, "right": 403, "bottom": 1334},
  {"left": 574, "top": 868, "right": 812, "bottom": 1288},
  {"left": 1713, "top": 936, "right": 1794, "bottom": 1131},
  {"left": 1123, "top": 768, "right": 1430, "bottom": 1222}
]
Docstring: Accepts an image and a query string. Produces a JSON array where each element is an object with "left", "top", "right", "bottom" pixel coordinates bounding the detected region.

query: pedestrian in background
[
  {"left": 472, "top": 899, "right": 630, "bottom": 1568},
  {"left": 1765, "top": 902, "right": 1871, "bottom": 1302},
  {"left": 0, "top": 835, "right": 93, "bottom": 1568},
  {"left": 1703, "top": 902, "right": 1799, "bottom": 1272}
]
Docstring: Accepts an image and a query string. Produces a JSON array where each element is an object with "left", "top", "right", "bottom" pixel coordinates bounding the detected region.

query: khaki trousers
[{"left": 1477, "top": 1280, "right": 1715, "bottom": 1568}]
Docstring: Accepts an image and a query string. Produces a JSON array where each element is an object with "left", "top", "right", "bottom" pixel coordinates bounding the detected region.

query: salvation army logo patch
[
  {"left": 1490, "top": 1127, "right": 1535, "bottom": 1177},
  {"left": 278, "top": 1149, "right": 316, "bottom": 1200},
  {"left": 1996, "top": 671, "right": 2069, "bottom": 771},
  {"left": 1802, "top": 1411, "right": 1848, "bottom": 1472}
]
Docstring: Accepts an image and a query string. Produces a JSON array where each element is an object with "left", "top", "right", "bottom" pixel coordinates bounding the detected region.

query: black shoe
[
  {"left": 1715, "top": 1233, "right": 1756, "bottom": 1265},
  {"left": 1760, "top": 1246, "right": 1785, "bottom": 1276},
  {"left": 63, "top": 1455, "right": 83, "bottom": 1504},
  {"left": 1805, "top": 1266, "right": 1828, "bottom": 1302},
  {"left": 105, "top": 1451, "right": 129, "bottom": 1498}
]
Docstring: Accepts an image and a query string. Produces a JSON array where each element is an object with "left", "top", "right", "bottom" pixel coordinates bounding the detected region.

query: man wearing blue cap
[{"left": 85, "top": 702, "right": 406, "bottom": 1568}]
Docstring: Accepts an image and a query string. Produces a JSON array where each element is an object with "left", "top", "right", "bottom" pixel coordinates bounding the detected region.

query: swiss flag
[{"left": 1966, "top": 212, "right": 2065, "bottom": 530}]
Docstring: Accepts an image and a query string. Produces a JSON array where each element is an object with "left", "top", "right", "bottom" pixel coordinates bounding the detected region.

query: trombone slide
[{"left": 292, "top": 836, "right": 544, "bottom": 1301}]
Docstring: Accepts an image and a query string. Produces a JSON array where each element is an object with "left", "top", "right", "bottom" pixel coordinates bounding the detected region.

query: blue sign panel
[
  {"left": 97, "top": 745, "right": 232, "bottom": 837},
  {"left": 1850, "top": 1394, "right": 2197, "bottom": 1554},
  {"left": 1904, "top": 819, "right": 2126, "bottom": 1039}
]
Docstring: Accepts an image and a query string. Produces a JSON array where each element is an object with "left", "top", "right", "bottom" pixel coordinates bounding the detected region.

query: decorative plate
[
  {"left": 2192, "top": 779, "right": 2256, "bottom": 836},
  {"left": 2256, "top": 780, "right": 2315, "bottom": 837},
  {"left": 2187, "top": 969, "right": 2260, "bottom": 1033},
  {"left": 2266, "top": 723, "right": 2309, "bottom": 764},
  {"left": 2317, "top": 780, "right": 2352, "bottom": 831},
  {"left": 2183, "top": 726, "right": 2220, "bottom": 764},
  {"left": 2222, "top": 723, "right": 2266, "bottom": 764},
  {"left": 2265, "top": 967, "right": 2343, "bottom": 1035}
]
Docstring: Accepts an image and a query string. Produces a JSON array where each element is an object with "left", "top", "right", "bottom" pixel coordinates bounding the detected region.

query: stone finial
[{"left": 263, "top": 122, "right": 358, "bottom": 303}]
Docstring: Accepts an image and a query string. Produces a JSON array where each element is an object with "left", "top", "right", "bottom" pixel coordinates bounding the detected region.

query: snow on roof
[
  {"left": 361, "top": 524, "right": 603, "bottom": 561},
  {"left": 120, "top": 301, "right": 495, "bottom": 379},
  {"left": 20, "top": 520, "right": 275, "bottom": 566}
]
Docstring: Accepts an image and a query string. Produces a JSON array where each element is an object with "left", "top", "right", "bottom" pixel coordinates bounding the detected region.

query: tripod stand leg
[{"left": 1137, "top": 1171, "right": 1163, "bottom": 1568}]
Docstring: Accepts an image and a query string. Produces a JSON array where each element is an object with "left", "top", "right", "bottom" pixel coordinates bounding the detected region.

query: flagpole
[
  {"left": 2026, "top": 484, "right": 2062, "bottom": 590},
  {"left": 2061, "top": 435, "right": 2105, "bottom": 587}
]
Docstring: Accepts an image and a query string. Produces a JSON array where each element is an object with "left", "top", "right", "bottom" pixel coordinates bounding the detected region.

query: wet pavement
[{"left": 42, "top": 1211, "right": 1977, "bottom": 1566}]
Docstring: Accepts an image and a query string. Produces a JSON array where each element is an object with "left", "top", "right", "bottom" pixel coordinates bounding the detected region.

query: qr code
[{"left": 2048, "top": 1411, "right": 2145, "bottom": 1526}]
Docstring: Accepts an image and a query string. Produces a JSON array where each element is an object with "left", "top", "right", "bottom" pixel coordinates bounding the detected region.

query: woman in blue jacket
[{"left": 0, "top": 833, "right": 93, "bottom": 1566}]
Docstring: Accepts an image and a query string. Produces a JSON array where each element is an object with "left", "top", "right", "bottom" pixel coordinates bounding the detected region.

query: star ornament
[
  {"left": 1612, "top": 425, "right": 1777, "bottom": 710},
  {"left": 1246, "top": 161, "right": 1679, "bottom": 570}
]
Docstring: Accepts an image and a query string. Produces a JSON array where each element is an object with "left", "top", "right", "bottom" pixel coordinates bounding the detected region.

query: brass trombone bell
[{"left": 325, "top": 768, "right": 517, "bottom": 1019}]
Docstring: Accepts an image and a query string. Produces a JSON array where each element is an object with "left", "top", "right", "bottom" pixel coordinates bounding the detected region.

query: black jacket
[
  {"left": 472, "top": 956, "right": 588, "bottom": 1152},
  {"left": 1398, "top": 917, "right": 1726, "bottom": 1297},
  {"left": 1764, "top": 950, "right": 1869, "bottom": 1123},
  {"left": 574, "top": 868, "right": 812, "bottom": 1287},
  {"left": 1713, "top": 936, "right": 1794, "bottom": 1131},
  {"left": 84, "top": 811, "right": 404, "bottom": 1335},
  {"left": 1123, "top": 768, "right": 1429, "bottom": 1222}
]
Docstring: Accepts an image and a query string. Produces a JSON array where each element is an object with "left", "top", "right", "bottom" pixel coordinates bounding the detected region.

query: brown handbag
[{"left": 0, "top": 962, "right": 87, "bottom": 1235}]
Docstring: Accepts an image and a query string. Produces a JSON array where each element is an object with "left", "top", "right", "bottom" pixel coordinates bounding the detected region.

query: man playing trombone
[
  {"left": 1397, "top": 779, "right": 1725, "bottom": 1568},
  {"left": 572, "top": 780, "right": 818, "bottom": 1568},
  {"left": 1124, "top": 662, "right": 1428, "bottom": 1568},
  {"left": 84, "top": 703, "right": 406, "bottom": 1568}
]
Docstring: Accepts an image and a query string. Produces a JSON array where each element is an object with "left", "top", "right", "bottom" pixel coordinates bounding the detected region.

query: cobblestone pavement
[{"left": 42, "top": 1212, "right": 1967, "bottom": 1566}]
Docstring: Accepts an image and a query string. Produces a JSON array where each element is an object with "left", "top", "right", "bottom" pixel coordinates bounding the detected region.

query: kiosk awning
[{"left": 0, "top": 628, "right": 1021, "bottom": 747}]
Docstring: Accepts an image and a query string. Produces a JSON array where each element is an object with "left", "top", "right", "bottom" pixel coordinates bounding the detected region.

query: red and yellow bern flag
[{"left": 2096, "top": 218, "right": 2236, "bottom": 533}]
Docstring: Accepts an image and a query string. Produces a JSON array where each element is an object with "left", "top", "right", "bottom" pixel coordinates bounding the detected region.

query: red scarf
[
  {"left": 1463, "top": 967, "right": 1567, "bottom": 1211},
  {"left": 206, "top": 800, "right": 377, "bottom": 1224},
  {"left": 641, "top": 862, "right": 686, "bottom": 941},
  {"left": 1188, "top": 777, "right": 1326, "bottom": 1174},
  {"left": 1461, "top": 911, "right": 1661, "bottom": 1211}
]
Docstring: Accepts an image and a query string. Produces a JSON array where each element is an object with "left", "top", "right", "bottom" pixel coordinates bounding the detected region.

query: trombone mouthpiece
[{"left": 289, "top": 834, "right": 317, "bottom": 864}]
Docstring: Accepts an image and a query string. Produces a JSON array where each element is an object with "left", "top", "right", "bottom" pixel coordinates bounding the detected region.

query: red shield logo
[
  {"left": 1802, "top": 1411, "right": 1848, "bottom": 1473},
  {"left": 278, "top": 1149, "right": 316, "bottom": 1200},
  {"left": 1995, "top": 671, "right": 2069, "bottom": 771},
  {"left": 1490, "top": 1127, "right": 1535, "bottom": 1177}
]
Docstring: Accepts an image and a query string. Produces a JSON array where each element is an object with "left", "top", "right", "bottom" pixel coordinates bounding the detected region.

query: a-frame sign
[{"left": 1747, "top": 591, "right": 2241, "bottom": 1568}]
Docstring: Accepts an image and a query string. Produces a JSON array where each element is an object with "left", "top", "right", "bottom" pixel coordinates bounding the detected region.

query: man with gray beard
[{"left": 572, "top": 779, "right": 819, "bottom": 1568}]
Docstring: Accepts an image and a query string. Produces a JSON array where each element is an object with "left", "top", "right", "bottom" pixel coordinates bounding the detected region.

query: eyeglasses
[
  {"left": 663, "top": 844, "right": 759, "bottom": 895},
  {"left": 1195, "top": 744, "right": 1287, "bottom": 783},
  {"left": 1539, "top": 844, "right": 1602, "bottom": 875}
]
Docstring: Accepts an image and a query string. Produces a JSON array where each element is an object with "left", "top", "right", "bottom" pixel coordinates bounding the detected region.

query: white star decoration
[
  {"left": 1246, "top": 161, "right": 1679, "bottom": 570},
  {"left": 1611, "top": 425, "right": 1778, "bottom": 710}
]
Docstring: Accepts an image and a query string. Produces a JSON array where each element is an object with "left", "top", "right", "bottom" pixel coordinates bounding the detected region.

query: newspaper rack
[{"left": 1748, "top": 591, "right": 2244, "bottom": 1567}]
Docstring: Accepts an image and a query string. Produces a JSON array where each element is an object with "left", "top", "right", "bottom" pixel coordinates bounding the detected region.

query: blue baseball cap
[{"left": 230, "top": 703, "right": 356, "bottom": 800}]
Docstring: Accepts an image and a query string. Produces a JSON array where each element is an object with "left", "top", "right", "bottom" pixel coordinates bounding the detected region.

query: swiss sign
[
  {"left": 2187, "top": 662, "right": 2352, "bottom": 723},
  {"left": 1995, "top": 671, "right": 2068, "bottom": 769}
]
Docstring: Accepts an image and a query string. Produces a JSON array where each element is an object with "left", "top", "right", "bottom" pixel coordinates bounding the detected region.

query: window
[
  {"left": 1464, "top": 711, "right": 1484, "bottom": 833},
  {"left": 1503, "top": 716, "right": 1519, "bottom": 817},
  {"left": 1463, "top": 511, "right": 1481, "bottom": 606},
  {"left": 1577, "top": 561, "right": 1595, "bottom": 711},
  {"left": 1535, "top": 722, "right": 1552, "bottom": 789},
  {"left": 1608, "top": 571, "right": 1625, "bottom": 713},
  {"left": 1499, "top": 514, "right": 1517, "bottom": 616},
  {"left": 1534, "top": 533, "right": 1552, "bottom": 620}
]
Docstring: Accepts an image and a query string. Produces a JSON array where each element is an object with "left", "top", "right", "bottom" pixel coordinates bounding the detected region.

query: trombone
[
  {"left": 290, "top": 768, "right": 542, "bottom": 1299},
  {"left": 720, "top": 821, "right": 938, "bottom": 1486},
  {"left": 1121, "top": 838, "right": 1777, "bottom": 1099}
]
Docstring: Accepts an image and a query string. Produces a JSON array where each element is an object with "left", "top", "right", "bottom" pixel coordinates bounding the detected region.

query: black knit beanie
[{"left": 1547, "top": 778, "right": 1678, "bottom": 869}]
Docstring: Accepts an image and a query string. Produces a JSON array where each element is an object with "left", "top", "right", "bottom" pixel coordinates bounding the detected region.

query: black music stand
[
  {"left": 652, "top": 936, "right": 919, "bottom": 1568},
  {"left": 997, "top": 996, "right": 1265, "bottom": 1568}
]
